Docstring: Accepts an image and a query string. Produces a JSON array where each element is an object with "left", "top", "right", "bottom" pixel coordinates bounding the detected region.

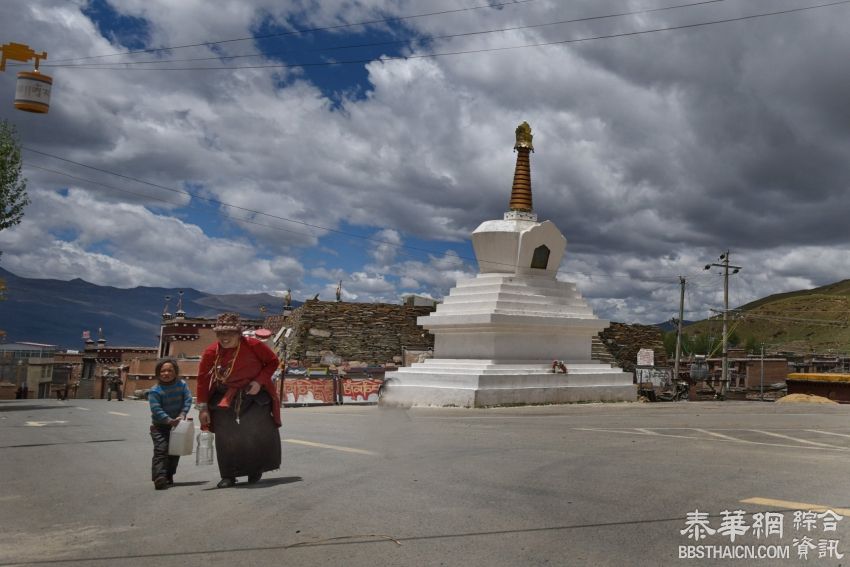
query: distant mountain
[
  {"left": 0, "top": 267, "right": 298, "bottom": 349},
  {"left": 654, "top": 320, "right": 695, "bottom": 333}
]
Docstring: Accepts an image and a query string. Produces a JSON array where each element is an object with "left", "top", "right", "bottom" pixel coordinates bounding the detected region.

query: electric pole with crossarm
[
  {"left": 704, "top": 251, "right": 742, "bottom": 398},
  {"left": 674, "top": 276, "right": 686, "bottom": 383}
]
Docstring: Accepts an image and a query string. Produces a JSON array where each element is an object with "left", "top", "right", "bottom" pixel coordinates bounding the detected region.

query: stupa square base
[
  {"left": 381, "top": 383, "right": 637, "bottom": 408},
  {"left": 382, "top": 360, "right": 637, "bottom": 407}
]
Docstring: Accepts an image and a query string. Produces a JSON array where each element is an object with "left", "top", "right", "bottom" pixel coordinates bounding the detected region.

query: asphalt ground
[{"left": 1, "top": 399, "right": 849, "bottom": 566}]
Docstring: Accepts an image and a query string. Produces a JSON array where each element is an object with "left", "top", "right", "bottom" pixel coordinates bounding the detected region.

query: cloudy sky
[{"left": 1, "top": 0, "right": 849, "bottom": 325}]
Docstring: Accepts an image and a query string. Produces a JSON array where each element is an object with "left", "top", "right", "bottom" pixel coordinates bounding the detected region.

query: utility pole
[
  {"left": 674, "top": 276, "right": 686, "bottom": 384},
  {"left": 760, "top": 343, "right": 765, "bottom": 401},
  {"left": 705, "top": 250, "right": 742, "bottom": 398}
]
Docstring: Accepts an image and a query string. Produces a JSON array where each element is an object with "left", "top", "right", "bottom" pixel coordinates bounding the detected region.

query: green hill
[{"left": 681, "top": 279, "right": 850, "bottom": 354}]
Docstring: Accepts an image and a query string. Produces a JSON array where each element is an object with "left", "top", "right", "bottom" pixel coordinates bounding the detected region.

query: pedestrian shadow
[
  {"left": 241, "top": 475, "right": 303, "bottom": 489},
  {"left": 1, "top": 438, "right": 126, "bottom": 449},
  {"left": 0, "top": 404, "right": 67, "bottom": 412},
  {"left": 200, "top": 476, "right": 303, "bottom": 491},
  {"left": 170, "top": 481, "right": 208, "bottom": 487}
]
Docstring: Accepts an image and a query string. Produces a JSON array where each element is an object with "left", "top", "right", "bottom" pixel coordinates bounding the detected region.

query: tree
[
  {"left": 663, "top": 330, "right": 677, "bottom": 357},
  {"left": 691, "top": 333, "right": 721, "bottom": 356},
  {"left": 0, "top": 269, "right": 5, "bottom": 338},
  {"left": 0, "top": 120, "right": 27, "bottom": 337},
  {"left": 727, "top": 330, "right": 741, "bottom": 348},
  {"left": 0, "top": 119, "right": 29, "bottom": 232}
]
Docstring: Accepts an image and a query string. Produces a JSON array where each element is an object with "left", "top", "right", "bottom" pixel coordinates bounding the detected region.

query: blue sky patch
[
  {"left": 251, "top": 14, "right": 420, "bottom": 104},
  {"left": 82, "top": 0, "right": 150, "bottom": 51},
  {"left": 49, "top": 228, "right": 80, "bottom": 242},
  {"left": 315, "top": 222, "right": 474, "bottom": 275}
]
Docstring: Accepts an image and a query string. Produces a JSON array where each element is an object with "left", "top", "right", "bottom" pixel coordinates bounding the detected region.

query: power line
[
  {"left": 21, "top": 159, "right": 470, "bottom": 263},
  {"left": 22, "top": 149, "right": 689, "bottom": 281},
  {"left": 24, "top": 163, "right": 320, "bottom": 239},
  {"left": 740, "top": 313, "right": 849, "bottom": 327},
  {"left": 19, "top": 159, "right": 543, "bottom": 275},
  {"left": 40, "top": 0, "right": 733, "bottom": 68},
  {"left": 23, "top": 163, "right": 487, "bottom": 279},
  {"left": 687, "top": 276, "right": 731, "bottom": 288},
  {"left": 35, "top": 0, "right": 540, "bottom": 65},
  {"left": 23, "top": 147, "right": 409, "bottom": 245},
  {"left": 765, "top": 310, "right": 850, "bottom": 313},
  {"left": 39, "top": 1, "right": 850, "bottom": 72}
]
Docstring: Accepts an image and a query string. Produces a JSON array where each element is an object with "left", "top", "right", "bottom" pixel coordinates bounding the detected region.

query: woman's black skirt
[{"left": 209, "top": 388, "right": 281, "bottom": 479}]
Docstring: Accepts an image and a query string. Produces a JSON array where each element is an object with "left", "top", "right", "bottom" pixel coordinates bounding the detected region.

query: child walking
[{"left": 149, "top": 357, "right": 193, "bottom": 490}]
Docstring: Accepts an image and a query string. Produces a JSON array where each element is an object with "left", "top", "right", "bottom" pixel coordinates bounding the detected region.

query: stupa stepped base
[
  {"left": 429, "top": 273, "right": 598, "bottom": 320},
  {"left": 382, "top": 359, "right": 636, "bottom": 408}
]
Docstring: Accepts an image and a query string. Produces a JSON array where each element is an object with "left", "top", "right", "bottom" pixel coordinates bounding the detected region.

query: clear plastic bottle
[{"left": 196, "top": 429, "right": 215, "bottom": 466}]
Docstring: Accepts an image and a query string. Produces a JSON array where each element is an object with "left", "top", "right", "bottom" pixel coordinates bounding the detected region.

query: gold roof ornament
[
  {"left": 514, "top": 121, "right": 534, "bottom": 152},
  {"left": 508, "top": 121, "right": 534, "bottom": 216}
]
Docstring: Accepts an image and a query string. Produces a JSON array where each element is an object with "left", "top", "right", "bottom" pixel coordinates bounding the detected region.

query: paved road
[{"left": 2, "top": 399, "right": 849, "bottom": 566}]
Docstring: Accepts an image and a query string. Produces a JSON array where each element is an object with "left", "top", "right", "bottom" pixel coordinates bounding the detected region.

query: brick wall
[
  {"left": 285, "top": 301, "right": 435, "bottom": 365},
  {"left": 598, "top": 322, "right": 668, "bottom": 373},
  {"left": 745, "top": 360, "right": 788, "bottom": 389}
]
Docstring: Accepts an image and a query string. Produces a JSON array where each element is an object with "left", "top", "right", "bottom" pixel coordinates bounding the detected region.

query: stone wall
[
  {"left": 598, "top": 322, "right": 668, "bottom": 373},
  {"left": 285, "top": 301, "right": 435, "bottom": 365}
]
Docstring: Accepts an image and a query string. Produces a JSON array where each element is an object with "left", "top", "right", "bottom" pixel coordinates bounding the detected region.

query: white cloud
[
  {"left": 0, "top": 188, "right": 304, "bottom": 293},
  {"left": 2, "top": 0, "right": 850, "bottom": 326},
  {"left": 368, "top": 228, "right": 401, "bottom": 266}
]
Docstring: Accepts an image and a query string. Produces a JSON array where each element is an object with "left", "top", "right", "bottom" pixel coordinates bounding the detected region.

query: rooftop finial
[
  {"left": 514, "top": 121, "right": 534, "bottom": 152},
  {"left": 175, "top": 290, "right": 185, "bottom": 318},
  {"left": 506, "top": 121, "right": 536, "bottom": 220}
]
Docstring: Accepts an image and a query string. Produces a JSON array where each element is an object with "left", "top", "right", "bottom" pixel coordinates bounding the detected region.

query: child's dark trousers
[{"left": 150, "top": 424, "right": 180, "bottom": 482}]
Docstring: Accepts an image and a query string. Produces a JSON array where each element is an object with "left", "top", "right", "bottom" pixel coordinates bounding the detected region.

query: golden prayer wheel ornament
[{"left": 1, "top": 42, "right": 51, "bottom": 114}]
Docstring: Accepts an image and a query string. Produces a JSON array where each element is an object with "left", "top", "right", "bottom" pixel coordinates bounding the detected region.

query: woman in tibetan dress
[{"left": 198, "top": 312, "right": 282, "bottom": 488}]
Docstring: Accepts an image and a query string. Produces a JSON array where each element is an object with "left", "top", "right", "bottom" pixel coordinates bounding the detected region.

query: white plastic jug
[
  {"left": 168, "top": 418, "right": 195, "bottom": 456},
  {"left": 196, "top": 430, "right": 215, "bottom": 466}
]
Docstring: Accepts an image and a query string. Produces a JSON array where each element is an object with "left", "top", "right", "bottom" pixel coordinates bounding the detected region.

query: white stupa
[{"left": 382, "top": 122, "right": 636, "bottom": 407}]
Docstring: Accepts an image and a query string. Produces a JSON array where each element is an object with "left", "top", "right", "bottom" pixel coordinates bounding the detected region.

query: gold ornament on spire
[
  {"left": 514, "top": 121, "right": 534, "bottom": 152},
  {"left": 508, "top": 121, "right": 534, "bottom": 213}
]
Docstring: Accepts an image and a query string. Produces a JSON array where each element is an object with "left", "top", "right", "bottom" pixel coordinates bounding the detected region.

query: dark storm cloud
[{"left": 550, "top": 0, "right": 850, "bottom": 256}]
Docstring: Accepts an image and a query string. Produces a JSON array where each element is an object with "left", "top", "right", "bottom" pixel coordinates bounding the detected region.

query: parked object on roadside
[
  {"left": 777, "top": 393, "right": 837, "bottom": 405},
  {"left": 656, "top": 380, "right": 690, "bottom": 402},
  {"left": 133, "top": 389, "right": 151, "bottom": 400}
]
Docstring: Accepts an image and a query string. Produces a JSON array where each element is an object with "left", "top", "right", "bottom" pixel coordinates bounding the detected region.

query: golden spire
[{"left": 509, "top": 121, "right": 534, "bottom": 213}]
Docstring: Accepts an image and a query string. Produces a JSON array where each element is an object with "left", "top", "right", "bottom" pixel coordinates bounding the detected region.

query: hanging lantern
[
  {"left": 1, "top": 42, "right": 50, "bottom": 113},
  {"left": 14, "top": 70, "right": 52, "bottom": 113}
]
